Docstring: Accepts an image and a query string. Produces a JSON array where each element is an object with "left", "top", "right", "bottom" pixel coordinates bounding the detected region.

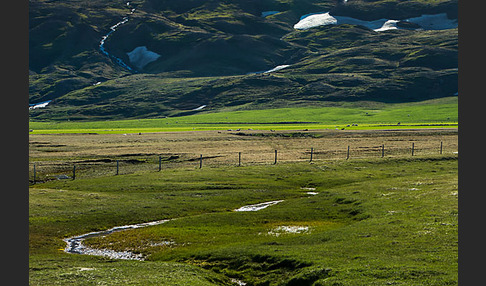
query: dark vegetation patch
[
  {"left": 232, "top": 132, "right": 323, "bottom": 138},
  {"left": 123, "top": 159, "right": 146, "bottom": 164},
  {"left": 117, "top": 153, "right": 158, "bottom": 157},
  {"left": 189, "top": 253, "right": 331, "bottom": 286},
  {"left": 75, "top": 158, "right": 114, "bottom": 164},
  {"left": 32, "top": 144, "right": 67, "bottom": 148},
  {"left": 195, "top": 121, "right": 319, "bottom": 125},
  {"left": 75, "top": 158, "right": 147, "bottom": 164},
  {"left": 187, "top": 155, "right": 223, "bottom": 161}
]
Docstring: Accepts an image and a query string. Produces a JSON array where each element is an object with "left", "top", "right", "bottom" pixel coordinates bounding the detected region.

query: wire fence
[{"left": 29, "top": 140, "right": 457, "bottom": 185}]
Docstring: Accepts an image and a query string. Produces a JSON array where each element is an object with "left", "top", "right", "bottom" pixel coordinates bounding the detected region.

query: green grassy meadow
[
  {"left": 29, "top": 97, "right": 457, "bottom": 134},
  {"left": 30, "top": 156, "right": 458, "bottom": 285}
]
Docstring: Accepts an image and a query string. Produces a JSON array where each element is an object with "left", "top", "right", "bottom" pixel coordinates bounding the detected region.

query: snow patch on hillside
[
  {"left": 29, "top": 100, "right": 52, "bottom": 110},
  {"left": 248, "top": 64, "right": 291, "bottom": 75},
  {"left": 192, "top": 105, "right": 207, "bottom": 111},
  {"left": 294, "top": 12, "right": 395, "bottom": 31},
  {"left": 294, "top": 12, "right": 337, "bottom": 29},
  {"left": 264, "top": 65, "right": 290, "bottom": 73},
  {"left": 294, "top": 12, "right": 457, "bottom": 32},
  {"left": 127, "top": 46, "right": 161, "bottom": 69},
  {"left": 374, "top": 20, "right": 399, "bottom": 32}
]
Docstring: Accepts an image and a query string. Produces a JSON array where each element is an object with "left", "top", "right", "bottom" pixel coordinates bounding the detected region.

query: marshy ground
[{"left": 29, "top": 128, "right": 458, "bottom": 285}]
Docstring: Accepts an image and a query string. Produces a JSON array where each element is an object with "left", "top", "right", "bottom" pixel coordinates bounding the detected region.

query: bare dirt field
[{"left": 29, "top": 128, "right": 458, "bottom": 183}]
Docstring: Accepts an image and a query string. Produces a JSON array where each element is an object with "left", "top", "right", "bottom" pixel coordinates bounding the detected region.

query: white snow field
[
  {"left": 294, "top": 12, "right": 338, "bottom": 29},
  {"left": 247, "top": 64, "right": 291, "bottom": 75},
  {"left": 126, "top": 46, "right": 161, "bottom": 69},
  {"left": 29, "top": 100, "right": 52, "bottom": 110},
  {"left": 293, "top": 12, "right": 457, "bottom": 32},
  {"left": 263, "top": 65, "right": 290, "bottom": 73},
  {"left": 374, "top": 19, "right": 400, "bottom": 32},
  {"left": 192, "top": 105, "right": 207, "bottom": 111}
]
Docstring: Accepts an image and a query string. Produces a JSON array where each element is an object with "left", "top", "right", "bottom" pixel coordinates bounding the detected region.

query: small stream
[
  {"left": 63, "top": 219, "right": 170, "bottom": 260},
  {"left": 99, "top": 3, "right": 136, "bottom": 71},
  {"left": 61, "top": 198, "right": 307, "bottom": 286},
  {"left": 63, "top": 200, "right": 287, "bottom": 260}
]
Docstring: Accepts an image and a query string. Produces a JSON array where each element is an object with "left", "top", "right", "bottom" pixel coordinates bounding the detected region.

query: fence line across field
[{"left": 29, "top": 141, "right": 453, "bottom": 184}]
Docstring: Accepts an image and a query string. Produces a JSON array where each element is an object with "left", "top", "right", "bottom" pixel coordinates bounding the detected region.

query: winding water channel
[
  {"left": 63, "top": 200, "right": 288, "bottom": 260},
  {"left": 64, "top": 219, "right": 170, "bottom": 260},
  {"left": 99, "top": 3, "right": 135, "bottom": 71}
]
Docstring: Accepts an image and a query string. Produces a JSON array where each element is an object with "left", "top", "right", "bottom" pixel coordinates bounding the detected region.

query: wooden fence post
[
  {"left": 274, "top": 150, "right": 278, "bottom": 165},
  {"left": 346, "top": 146, "right": 350, "bottom": 160},
  {"left": 238, "top": 152, "right": 241, "bottom": 166},
  {"left": 73, "top": 164, "right": 76, "bottom": 180},
  {"left": 33, "top": 163, "right": 36, "bottom": 184},
  {"left": 310, "top": 147, "right": 313, "bottom": 162},
  {"left": 381, "top": 144, "right": 385, "bottom": 158},
  {"left": 116, "top": 160, "right": 119, "bottom": 175},
  {"left": 440, "top": 141, "right": 443, "bottom": 155},
  {"left": 200, "top": 154, "right": 203, "bottom": 169},
  {"left": 412, "top": 143, "right": 415, "bottom": 156},
  {"left": 158, "top": 156, "right": 162, "bottom": 172}
]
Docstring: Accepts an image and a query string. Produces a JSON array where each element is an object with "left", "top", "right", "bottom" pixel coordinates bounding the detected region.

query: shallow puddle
[
  {"left": 234, "top": 200, "right": 284, "bottom": 212},
  {"left": 267, "top": 225, "right": 310, "bottom": 237}
]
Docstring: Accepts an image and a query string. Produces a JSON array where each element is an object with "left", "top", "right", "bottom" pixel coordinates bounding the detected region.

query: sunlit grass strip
[
  {"left": 29, "top": 122, "right": 457, "bottom": 134},
  {"left": 29, "top": 98, "right": 457, "bottom": 133}
]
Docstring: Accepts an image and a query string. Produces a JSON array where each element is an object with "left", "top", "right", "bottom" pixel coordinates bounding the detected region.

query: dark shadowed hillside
[{"left": 29, "top": 0, "right": 457, "bottom": 120}]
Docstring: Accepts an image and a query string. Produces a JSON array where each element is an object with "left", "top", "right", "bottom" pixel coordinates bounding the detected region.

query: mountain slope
[{"left": 29, "top": 0, "right": 458, "bottom": 120}]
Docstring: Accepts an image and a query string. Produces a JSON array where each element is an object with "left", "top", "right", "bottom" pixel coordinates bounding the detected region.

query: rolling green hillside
[
  {"left": 29, "top": 0, "right": 458, "bottom": 121},
  {"left": 29, "top": 97, "right": 457, "bottom": 133}
]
